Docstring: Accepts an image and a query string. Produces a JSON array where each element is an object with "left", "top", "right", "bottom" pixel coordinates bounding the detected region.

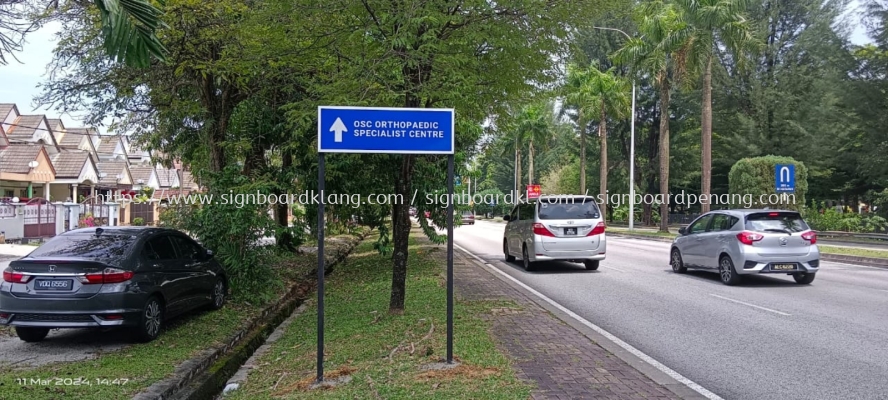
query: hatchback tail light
[
  {"left": 587, "top": 222, "right": 606, "bottom": 236},
  {"left": 81, "top": 268, "right": 134, "bottom": 284},
  {"left": 533, "top": 223, "right": 556, "bottom": 237},
  {"left": 801, "top": 231, "right": 817, "bottom": 244},
  {"left": 2, "top": 268, "right": 30, "bottom": 284},
  {"left": 737, "top": 231, "right": 764, "bottom": 245}
]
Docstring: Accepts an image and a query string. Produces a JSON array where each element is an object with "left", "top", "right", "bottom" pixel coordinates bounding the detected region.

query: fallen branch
[
  {"left": 272, "top": 372, "right": 288, "bottom": 391},
  {"left": 420, "top": 322, "right": 435, "bottom": 342},
  {"left": 388, "top": 341, "right": 406, "bottom": 361}
]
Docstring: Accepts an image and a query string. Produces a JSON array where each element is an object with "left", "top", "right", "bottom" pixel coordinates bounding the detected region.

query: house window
[{"left": 3, "top": 190, "right": 13, "bottom": 197}]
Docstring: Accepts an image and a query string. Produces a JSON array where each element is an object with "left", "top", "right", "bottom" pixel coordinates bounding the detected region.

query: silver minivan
[
  {"left": 502, "top": 195, "right": 607, "bottom": 271},
  {"left": 670, "top": 209, "right": 820, "bottom": 285}
]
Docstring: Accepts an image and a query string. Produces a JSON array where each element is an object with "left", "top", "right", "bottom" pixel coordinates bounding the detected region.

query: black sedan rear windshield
[
  {"left": 745, "top": 212, "right": 810, "bottom": 233},
  {"left": 537, "top": 198, "right": 600, "bottom": 219},
  {"left": 28, "top": 233, "right": 137, "bottom": 260}
]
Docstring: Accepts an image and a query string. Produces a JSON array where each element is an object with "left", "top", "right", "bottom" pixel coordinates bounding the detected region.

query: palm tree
[
  {"left": 0, "top": 0, "right": 167, "bottom": 67},
  {"left": 93, "top": 0, "right": 168, "bottom": 67},
  {"left": 564, "top": 64, "right": 596, "bottom": 195},
  {"left": 515, "top": 102, "right": 552, "bottom": 186},
  {"left": 565, "top": 62, "right": 631, "bottom": 208},
  {"left": 663, "top": 0, "right": 756, "bottom": 213},
  {"left": 612, "top": 1, "right": 688, "bottom": 232},
  {"left": 498, "top": 125, "right": 524, "bottom": 198}
]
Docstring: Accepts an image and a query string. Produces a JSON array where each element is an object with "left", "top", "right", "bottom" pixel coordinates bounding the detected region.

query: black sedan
[{"left": 0, "top": 226, "right": 228, "bottom": 343}]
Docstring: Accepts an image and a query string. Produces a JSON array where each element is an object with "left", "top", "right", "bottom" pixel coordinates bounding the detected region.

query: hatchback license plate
[
  {"left": 34, "top": 279, "right": 73, "bottom": 291},
  {"left": 771, "top": 263, "right": 797, "bottom": 271},
  {"left": 564, "top": 228, "right": 577, "bottom": 235}
]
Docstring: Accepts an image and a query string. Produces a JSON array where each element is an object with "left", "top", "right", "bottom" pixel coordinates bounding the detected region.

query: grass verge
[
  {"left": 225, "top": 230, "right": 533, "bottom": 400},
  {"left": 608, "top": 228, "right": 888, "bottom": 259},
  {"left": 0, "top": 234, "right": 360, "bottom": 400}
]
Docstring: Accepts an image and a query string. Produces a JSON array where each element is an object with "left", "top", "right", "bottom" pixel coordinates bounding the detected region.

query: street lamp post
[{"left": 593, "top": 26, "right": 636, "bottom": 231}]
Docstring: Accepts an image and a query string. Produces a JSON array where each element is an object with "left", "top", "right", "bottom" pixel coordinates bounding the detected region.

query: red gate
[{"left": 23, "top": 198, "right": 56, "bottom": 238}]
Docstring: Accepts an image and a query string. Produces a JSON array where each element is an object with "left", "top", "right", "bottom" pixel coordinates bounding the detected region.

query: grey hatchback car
[
  {"left": 669, "top": 209, "right": 819, "bottom": 285},
  {"left": 0, "top": 226, "right": 228, "bottom": 343}
]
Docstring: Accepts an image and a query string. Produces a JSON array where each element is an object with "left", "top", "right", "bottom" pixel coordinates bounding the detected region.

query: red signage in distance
[{"left": 526, "top": 184, "right": 541, "bottom": 200}]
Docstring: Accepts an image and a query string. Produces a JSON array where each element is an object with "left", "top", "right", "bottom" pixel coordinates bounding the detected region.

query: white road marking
[
  {"left": 709, "top": 294, "right": 791, "bottom": 316},
  {"left": 601, "top": 265, "right": 627, "bottom": 272},
  {"left": 454, "top": 243, "right": 724, "bottom": 400}
]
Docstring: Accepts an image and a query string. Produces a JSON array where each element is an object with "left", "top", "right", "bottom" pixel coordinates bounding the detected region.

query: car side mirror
[
  {"left": 503, "top": 215, "right": 511, "bottom": 221},
  {"left": 678, "top": 227, "right": 686, "bottom": 235}
]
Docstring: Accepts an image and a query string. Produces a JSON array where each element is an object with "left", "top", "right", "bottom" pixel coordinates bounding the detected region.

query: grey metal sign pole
[
  {"left": 446, "top": 154, "right": 454, "bottom": 363},
  {"left": 316, "top": 153, "right": 325, "bottom": 382}
]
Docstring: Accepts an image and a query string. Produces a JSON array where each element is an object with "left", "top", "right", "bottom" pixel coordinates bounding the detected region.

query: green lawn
[
  {"left": 608, "top": 228, "right": 888, "bottom": 259},
  {"left": 0, "top": 235, "right": 359, "bottom": 400},
  {"left": 225, "top": 231, "right": 533, "bottom": 400}
]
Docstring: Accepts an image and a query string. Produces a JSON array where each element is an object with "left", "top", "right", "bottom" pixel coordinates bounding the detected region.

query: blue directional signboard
[
  {"left": 775, "top": 164, "right": 795, "bottom": 193},
  {"left": 318, "top": 106, "right": 454, "bottom": 154}
]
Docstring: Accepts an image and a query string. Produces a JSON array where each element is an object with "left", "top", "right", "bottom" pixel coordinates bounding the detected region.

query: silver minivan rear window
[{"left": 537, "top": 198, "right": 600, "bottom": 219}]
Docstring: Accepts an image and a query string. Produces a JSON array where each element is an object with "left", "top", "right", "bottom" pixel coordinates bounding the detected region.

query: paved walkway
[{"left": 452, "top": 249, "right": 683, "bottom": 400}]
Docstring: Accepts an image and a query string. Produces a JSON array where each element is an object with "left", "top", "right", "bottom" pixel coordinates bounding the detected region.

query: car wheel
[
  {"left": 670, "top": 248, "right": 687, "bottom": 273},
  {"left": 15, "top": 327, "right": 49, "bottom": 343},
  {"left": 584, "top": 260, "right": 599, "bottom": 270},
  {"left": 132, "top": 296, "right": 164, "bottom": 343},
  {"left": 719, "top": 256, "right": 741, "bottom": 286},
  {"left": 793, "top": 272, "right": 815, "bottom": 284},
  {"left": 522, "top": 245, "right": 535, "bottom": 271},
  {"left": 503, "top": 240, "right": 515, "bottom": 262},
  {"left": 209, "top": 278, "right": 226, "bottom": 310}
]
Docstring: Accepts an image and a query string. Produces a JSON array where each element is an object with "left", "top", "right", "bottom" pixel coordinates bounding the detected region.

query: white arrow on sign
[
  {"left": 329, "top": 117, "right": 348, "bottom": 142},
  {"left": 780, "top": 166, "right": 790, "bottom": 183}
]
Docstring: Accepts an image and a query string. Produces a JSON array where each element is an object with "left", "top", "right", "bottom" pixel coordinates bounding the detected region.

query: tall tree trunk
[
  {"left": 276, "top": 149, "right": 296, "bottom": 252},
  {"left": 515, "top": 151, "right": 524, "bottom": 196},
  {"left": 579, "top": 110, "right": 586, "bottom": 194},
  {"left": 599, "top": 104, "right": 607, "bottom": 212},
  {"left": 701, "top": 55, "right": 713, "bottom": 213},
  {"left": 514, "top": 146, "right": 518, "bottom": 197},
  {"left": 659, "top": 76, "right": 671, "bottom": 233},
  {"left": 389, "top": 153, "right": 415, "bottom": 313},
  {"left": 528, "top": 140, "right": 534, "bottom": 185}
]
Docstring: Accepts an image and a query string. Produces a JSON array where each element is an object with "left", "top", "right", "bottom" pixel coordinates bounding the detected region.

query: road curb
[
  {"left": 609, "top": 233, "right": 888, "bottom": 269},
  {"left": 132, "top": 229, "right": 370, "bottom": 400}
]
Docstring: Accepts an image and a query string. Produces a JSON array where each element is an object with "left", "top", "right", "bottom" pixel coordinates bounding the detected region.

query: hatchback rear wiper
[{"left": 763, "top": 228, "right": 792, "bottom": 235}]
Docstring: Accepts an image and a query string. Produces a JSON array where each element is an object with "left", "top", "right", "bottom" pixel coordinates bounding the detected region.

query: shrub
[
  {"left": 159, "top": 167, "right": 279, "bottom": 302},
  {"left": 801, "top": 200, "right": 888, "bottom": 232},
  {"left": 729, "top": 155, "right": 808, "bottom": 211},
  {"left": 132, "top": 217, "right": 145, "bottom": 226}
]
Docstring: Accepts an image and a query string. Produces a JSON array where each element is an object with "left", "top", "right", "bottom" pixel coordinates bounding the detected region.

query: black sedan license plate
[
  {"left": 34, "top": 279, "right": 73, "bottom": 291},
  {"left": 564, "top": 228, "right": 577, "bottom": 235},
  {"left": 771, "top": 263, "right": 797, "bottom": 271}
]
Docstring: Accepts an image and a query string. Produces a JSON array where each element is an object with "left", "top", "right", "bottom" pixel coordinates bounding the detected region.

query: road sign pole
[
  {"left": 446, "top": 154, "right": 454, "bottom": 364},
  {"left": 317, "top": 152, "right": 325, "bottom": 383}
]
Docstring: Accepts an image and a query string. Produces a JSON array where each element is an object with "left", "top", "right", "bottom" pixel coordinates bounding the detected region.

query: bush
[
  {"left": 159, "top": 167, "right": 279, "bottom": 302},
  {"left": 802, "top": 200, "right": 888, "bottom": 232},
  {"left": 729, "top": 155, "right": 808, "bottom": 211},
  {"left": 132, "top": 217, "right": 145, "bottom": 226}
]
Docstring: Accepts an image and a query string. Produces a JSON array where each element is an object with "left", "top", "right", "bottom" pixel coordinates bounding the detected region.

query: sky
[{"left": 0, "top": 2, "right": 877, "bottom": 134}]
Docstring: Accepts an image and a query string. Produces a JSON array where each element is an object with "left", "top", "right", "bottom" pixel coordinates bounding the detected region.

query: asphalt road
[{"left": 452, "top": 220, "right": 888, "bottom": 400}]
